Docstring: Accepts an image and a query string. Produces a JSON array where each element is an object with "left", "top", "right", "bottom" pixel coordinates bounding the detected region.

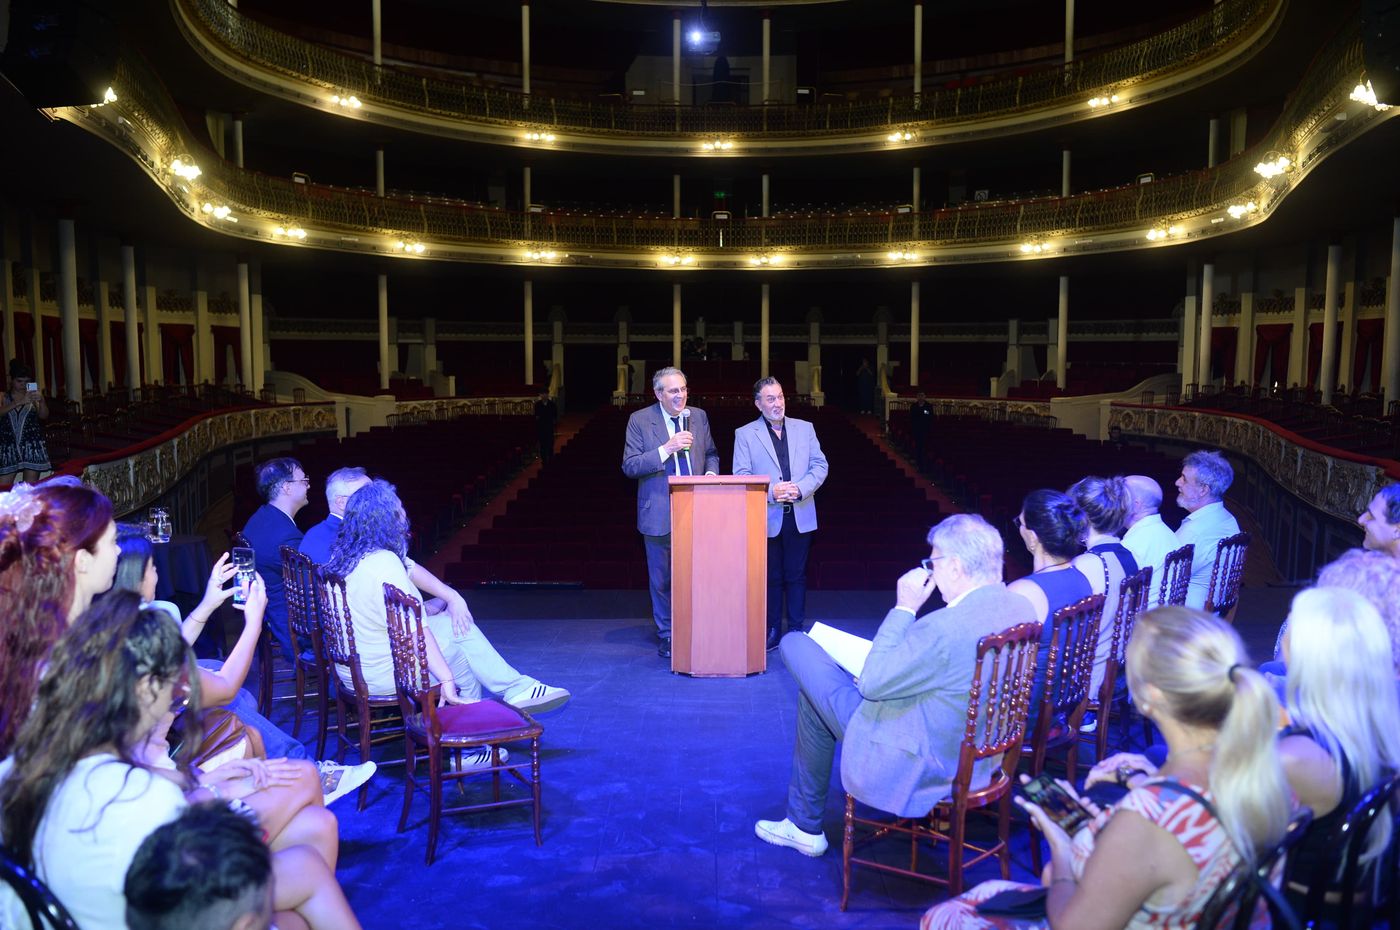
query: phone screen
[
  {"left": 25, "top": 382, "right": 38, "bottom": 393},
  {"left": 1020, "top": 775, "right": 1093, "bottom": 834}
]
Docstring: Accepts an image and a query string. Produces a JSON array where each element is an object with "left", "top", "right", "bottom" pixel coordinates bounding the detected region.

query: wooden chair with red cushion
[
  {"left": 1082, "top": 567, "right": 1153, "bottom": 761},
  {"left": 316, "top": 567, "right": 403, "bottom": 811},
  {"left": 1205, "top": 532, "right": 1251, "bottom": 622},
  {"left": 840, "top": 621, "right": 1042, "bottom": 907},
  {"left": 384, "top": 583, "right": 543, "bottom": 865},
  {"left": 1159, "top": 543, "right": 1195, "bottom": 607}
]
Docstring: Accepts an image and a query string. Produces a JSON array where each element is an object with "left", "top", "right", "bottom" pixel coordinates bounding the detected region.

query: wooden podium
[{"left": 668, "top": 475, "right": 769, "bottom": 676}]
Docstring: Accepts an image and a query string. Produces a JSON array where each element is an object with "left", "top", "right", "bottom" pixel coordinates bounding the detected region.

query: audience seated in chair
[
  {"left": 1172, "top": 451, "right": 1241, "bottom": 610},
  {"left": 109, "top": 527, "right": 375, "bottom": 807},
  {"left": 1358, "top": 483, "right": 1400, "bottom": 561},
  {"left": 1121, "top": 475, "right": 1179, "bottom": 608},
  {"left": 125, "top": 802, "right": 275, "bottom": 930},
  {"left": 241, "top": 457, "right": 311, "bottom": 663},
  {"left": 1067, "top": 476, "right": 1138, "bottom": 701},
  {"left": 753, "top": 514, "right": 1037, "bottom": 858},
  {"left": 0, "top": 593, "right": 362, "bottom": 930},
  {"left": 322, "top": 478, "right": 570, "bottom": 718},
  {"left": 923, "top": 607, "right": 1291, "bottom": 930}
]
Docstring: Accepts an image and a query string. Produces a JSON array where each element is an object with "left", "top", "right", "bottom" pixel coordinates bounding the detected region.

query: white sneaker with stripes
[{"left": 505, "top": 683, "right": 571, "bottom": 714}]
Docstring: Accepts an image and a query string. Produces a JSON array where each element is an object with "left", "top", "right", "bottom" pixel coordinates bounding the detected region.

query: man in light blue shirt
[{"left": 1173, "top": 450, "right": 1241, "bottom": 610}]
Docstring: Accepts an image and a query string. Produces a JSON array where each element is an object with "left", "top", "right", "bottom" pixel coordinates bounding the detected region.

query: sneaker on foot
[
  {"left": 318, "top": 760, "right": 377, "bottom": 807},
  {"left": 754, "top": 817, "right": 828, "bottom": 857},
  {"left": 506, "top": 683, "right": 571, "bottom": 714},
  {"left": 455, "top": 746, "right": 508, "bottom": 772},
  {"left": 1080, "top": 712, "right": 1099, "bottom": 734}
]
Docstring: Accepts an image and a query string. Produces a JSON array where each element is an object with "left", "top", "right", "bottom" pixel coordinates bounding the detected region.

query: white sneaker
[
  {"left": 506, "top": 683, "right": 571, "bottom": 714},
  {"left": 755, "top": 818, "right": 829, "bottom": 857},
  {"left": 455, "top": 746, "right": 508, "bottom": 772},
  {"left": 319, "top": 760, "right": 377, "bottom": 807}
]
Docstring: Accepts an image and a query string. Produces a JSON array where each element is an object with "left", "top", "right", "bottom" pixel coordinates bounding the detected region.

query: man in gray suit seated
[
  {"left": 733, "top": 377, "right": 829, "bottom": 651},
  {"left": 622, "top": 366, "right": 720, "bottom": 658},
  {"left": 755, "top": 513, "right": 1037, "bottom": 857}
]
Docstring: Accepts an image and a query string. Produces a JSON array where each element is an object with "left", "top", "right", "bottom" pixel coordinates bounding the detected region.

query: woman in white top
[{"left": 0, "top": 592, "right": 362, "bottom": 930}]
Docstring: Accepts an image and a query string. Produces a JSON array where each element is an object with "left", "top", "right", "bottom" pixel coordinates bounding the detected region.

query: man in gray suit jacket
[
  {"left": 733, "top": 377, "right": 829, "bottom": 650},
  {"left": 755, "top": 513, "right": 1038, "bottom": 857},
  {"left": 622, "top": 366, "right": 720, "bottom": 658}
]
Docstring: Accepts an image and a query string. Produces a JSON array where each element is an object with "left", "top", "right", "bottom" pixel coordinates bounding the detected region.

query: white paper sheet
[{"left": 807, "top": 621, "right": 874, "bottom": 678}]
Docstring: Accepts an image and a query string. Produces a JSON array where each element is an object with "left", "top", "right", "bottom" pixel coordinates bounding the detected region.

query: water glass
[
  {"left": 231, "top": 547, "right": 256, "bottom": 609},
  {"left": 147, "top": 508, "right": 171, "bottom": 544}
]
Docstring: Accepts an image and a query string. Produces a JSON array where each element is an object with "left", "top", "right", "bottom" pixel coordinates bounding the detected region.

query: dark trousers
[
  {"left": 643, "top": 532, "right": 672, "bottom": 640},
  {"left": 912, "top": 431, "right": 928, "bottom": 469},
  {"left": 768, "top": 510, "right": 813, "bottom": 633}
]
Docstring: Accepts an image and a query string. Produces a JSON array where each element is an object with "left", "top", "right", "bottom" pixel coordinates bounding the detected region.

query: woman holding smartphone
[
  {"left": 922, "top": 606, "right": 1291, "bottom": 930},
  {"left": 0, "top": 359, "right": 50, "bottom": 487}
]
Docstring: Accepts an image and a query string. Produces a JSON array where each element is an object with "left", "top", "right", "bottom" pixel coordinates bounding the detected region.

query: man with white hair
[
  {"left": 753, "top": 514, "right": 1037, "bottom": 858},
  {"left": 301, "top": 467, "right": 570, "bottom": 715},
  {"left": 1121, "top": 474, "right": 1180, "bottom": 606},
  {"left": 1173, "top": 450, "right": 1241, "bottom": 610}
]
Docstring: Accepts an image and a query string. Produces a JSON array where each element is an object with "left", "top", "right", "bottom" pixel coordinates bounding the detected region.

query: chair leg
[
  {"left": 292, "top": 661, "right": 307, "bottom": 739},
  {"left": 531, "top": 736, "right": 542, "bottom": 847},
  {"left": 840, "top": 794, "right": 855, "bottom": 912},
  {"left": 257, "top": 633, "right": 273, "bottom": 718},
  {"left": 315, "top": 669, "right": 331, "bottom": 761},
  {"left": 996, "top": 793, "right": 1012, "bottom": 881},
  {"left": 398, "top": 736, "right": 416, "bottom": 834},
  {"left": 492, "top": 745, "right": 502, "bottom": 803},
  {"left": 426, "top": 747, "right": 443, "bottom": 865},
  {"left": 333, "top": 696, "right": 349, "bottom": 765},
  {"left": 1096, "top": 703, "right": 1111, "bottom": 762},
  {"left": 355, "top": 698, "right": 373, "bottom": 812}
]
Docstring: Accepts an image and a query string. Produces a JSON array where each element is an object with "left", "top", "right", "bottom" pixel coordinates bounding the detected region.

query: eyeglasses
[
  {"left": 169, "top": 675, "right": 192, "bottom": 714},
  {"left": 286, "top": 476, "right": 312, "bottom": 486},
  {"left": 920, "top": 556, "right": 945, "bottom": 571}
]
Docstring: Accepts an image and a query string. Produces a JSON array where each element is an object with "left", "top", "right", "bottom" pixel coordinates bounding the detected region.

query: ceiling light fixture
[
  {"left": 1253, "top": 154, "right": 1292, "bottom": 178},
  {"left": 170, "top": 156, "right": 201, "bottom": 181},
  {"left": 330, "top": 94, "right": 363, "bottom": 109},
  {"left": 701, "top": 138, "right": 734, "bottom": 151},
  {"left": 886, "top": 250, "right": 918, "bottom": 261},
  {"left": 1087, "top": 93, "right": 1121, "bottom": 108},
  {"left": 659, "top": 254, "right": 696, "bottom": 266},
  {"left": 393, "top": 239, "right": 427, "bottom": 254},
  {"left": 201, "top": 202, "right": 236, "bottom": 222},
  {"left": 273, "top": 225, "right": 307, "bottom": 240},
  {"left": 525, "top": 249, "right": 565, "bottom": 262},
  {"left": 523, "top": 131, "right": 557, "bottom": 142},
  {"left": 1226, "top": 201, "right": 1257, "bottom": 219},
  {"left": 886, "top": 130, "right": 915, "bottom": 143},
  {"left": 1350, "top": 80, "right": 1391, "bottom": 111},
  {"left": 748, "top": 254, "right": 783, "bottom": 266},
  {"left": 1145, "top": 225, "right": 1182, "bottom": 241},
  {"left": 1019, "top": 241, "right": 1052, "bottom": 254}
]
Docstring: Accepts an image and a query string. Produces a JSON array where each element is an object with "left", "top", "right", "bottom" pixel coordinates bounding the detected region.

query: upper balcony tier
[
  {"left": 55, "top": 20, "right": 1393, "bottom": 271},
  {"left": 174, "top": 0, "right": 1283, "bottom": 157}
]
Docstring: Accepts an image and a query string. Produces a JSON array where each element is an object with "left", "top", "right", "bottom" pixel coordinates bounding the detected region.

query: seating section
[
  {"left": 444, "top": 404, "right": 943, "bottom": 590},
  {"left": 232, "top": 415, "right": 533, "bottom": 557},
  {"left": 1177, "top": 386, "right": 1399, "bottom": 461}
]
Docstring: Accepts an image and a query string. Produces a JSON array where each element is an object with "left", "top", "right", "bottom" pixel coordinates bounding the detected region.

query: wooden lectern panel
[{"left": 670, "top": 476, "right": 768, "bottom": 676}]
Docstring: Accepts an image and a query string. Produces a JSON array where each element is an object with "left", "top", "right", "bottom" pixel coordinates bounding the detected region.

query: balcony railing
[
  {"left": 175, "top": 0, "right": 1278, "bottom": 149},
  {"left": 56, "top": 18, "right": 1383, "bottom": 269}
]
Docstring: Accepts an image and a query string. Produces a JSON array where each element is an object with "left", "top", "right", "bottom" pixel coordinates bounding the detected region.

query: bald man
[{"left": 1121, "top": 475, "right": 1180, "bottom": 606}]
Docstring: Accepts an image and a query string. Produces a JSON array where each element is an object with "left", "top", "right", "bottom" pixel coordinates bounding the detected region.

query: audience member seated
[
  {"left": 1068, "top": 476, "right": 1138, "bottom": 701},
  {"left": 111, "top": 527, "right": 376, "bottom": 806},
  {"left": 1006, "top": 490, "right": 1106, "bottom": 710},
  {"left": 1121, "top": 475, "right": 1179, "bottom": 607},
  {"left": 1268, "top": 548, "right": 1400, "bottom": 675},
  {"left": 0, "top": 593, "right": 362, "bottom": 930},
  {"left": 324, "top": 478, "right": 570, "bottom": 724},
  {"left": 753, "top": 515, "right": 1037, "bottom": 857},
  {"left": 1357, "top": 483, "right": 1400, "bottom": 560},
  {"left": 1172, "top": 451, "right": 1241, "bottom": 610},
  {"left": 923, "top": 607, "right": 1291, "bottom": 930},
  {"left": 241, "top": 457, "right": 311, "bottom": 662},
  {"left": 0, "top": 482, "right": 117, "bottom": 756},
  {"left": 125, "top": 802, "right": 274, "bottom": 930}
]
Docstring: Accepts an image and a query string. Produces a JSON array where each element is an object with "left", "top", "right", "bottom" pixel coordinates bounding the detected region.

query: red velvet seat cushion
[{"left": 434, "top": 700, "right": 530, "bottom": 736}]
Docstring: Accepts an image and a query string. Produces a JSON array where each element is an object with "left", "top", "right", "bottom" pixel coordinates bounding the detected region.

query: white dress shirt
[
  {"left": 1122, "top": 513, "right": 1180, "bottom": 606},
  {"left": 1174, "top": 500, "right": 1241, "bottom": 610}
]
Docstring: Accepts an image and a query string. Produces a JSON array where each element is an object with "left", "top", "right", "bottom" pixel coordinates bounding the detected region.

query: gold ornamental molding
[
  {"left": 1107, "top": 404, "right": 1395, "bottom": 523},
  {"left": 171, "top": 0, "right": 1282, "bottom": 156},
  {"left": 50, "top": 20, "right": 1391, "bottom": 271}
]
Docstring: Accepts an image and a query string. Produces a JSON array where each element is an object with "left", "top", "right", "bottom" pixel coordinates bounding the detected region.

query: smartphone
[
  {"left": 1020, "top": 774, "right": 1094, "bottom": 833},
  {"left": 230, "top": 547, "right": 256, "bottom": 609},
  {"left": 25, "top": 382, "right": 37, "bottom": 393}
]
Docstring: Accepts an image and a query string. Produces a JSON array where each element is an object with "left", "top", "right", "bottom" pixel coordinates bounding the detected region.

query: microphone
[{"left": 679, "top": 409, "right": 691, "bottom": 473}]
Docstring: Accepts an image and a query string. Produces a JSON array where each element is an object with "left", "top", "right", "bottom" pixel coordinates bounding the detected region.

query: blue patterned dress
[{"left": 0, "top": 397, "right": 50, "bottom": 477}]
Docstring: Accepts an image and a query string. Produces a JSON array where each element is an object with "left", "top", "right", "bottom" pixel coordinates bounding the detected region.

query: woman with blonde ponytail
[{"left": 922, "top": 607, "right": 1291, "bottom": 930}]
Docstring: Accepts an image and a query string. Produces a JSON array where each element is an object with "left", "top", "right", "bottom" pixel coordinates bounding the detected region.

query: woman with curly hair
[
  {"left": 0, "top": 592, "right": 362, "bottom": 930},
  {"left": 0, "top": 482, "right": 118, "bottom": 755},
  {"left": 325, "top": 478, "right": 566, "bottom": 718}
]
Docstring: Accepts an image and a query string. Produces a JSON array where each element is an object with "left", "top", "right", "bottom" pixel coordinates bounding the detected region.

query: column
[
  {"left": 193, "top": 262, "right": 211, "bottom": 384},
  {"left": 1320, "top": 244, "right": 1342, "bottom": 404},
  {"left": 808, "top": 312, "right": 821, "bottom": 370},
  {"left": 91, "top": 237, "right": 113, "bottom": 391},
  {"left": 672, "top": 13, "right": 681, "bottom": 105},
  {"left": 520, "top": 2, "right": 531, "bottom": 97},
  {"left": 423, "top": 317, "right": 438, "bottom": 377},
  {"left": 672, "top": 174, "right": 681, "bottom": 219},
  {"left": 237, "top": 260, "right": 252, "bottom": 388},
  {"left": 1062, "top": 150, "right": 1071, "bottom": 197},
  {"left": 875, "top": 313, "right": 889, "bottom": 389},
  {"left": 1384, "top": 219, "right": 1400, "bottom": 404},
  {"left": 23, "top": 224, "right": 42, "bottom": 387},
  {"left": 1208, "top": 117, "right": 1220, "bottom": 169},
  {"left": 913, "top": 2, "right": 923, "bottom": 97},
  {"left": 1289, "top": 284, "right": 1308, "bottom": 388},
  {"left": 912, "top": 166, "right": 921, "bottom": 212},
  {"left": 732, "top": 320, "right": 744, "bottom": 361},
  {"left": 250, "top": 262, "right": 265, "bottom": 392},
  {"left": 375, "top": 148, "right": 385, "bottom": 197},
  {"left": 122, "top": 245, "right": 139, "bottom": 390},
  {"left": 672, "top": 283, "right": 682, "bottom": 365},
  {"left": 1181, "top": 265, "right": 1198, "bottom": 387},
  {"left": 233, "top": 118, "right": 244, "bottom": 169},
  {"left": 760, "top": 283, "right": 771, "bottom": 377},
  {"left": 1339, "top": 259, "right": 1357, "bottom": 394},
  {"left": 1198, "top": 263, "right": 1214, "bottom": 388},
  {"left": 1056, "top": 276, "right": 1069, "bottom": 390},
  {"left": 57, "top": 219, "right": 81, "bottom": 403},
  {"left": 761, "top": 174, "right": 770, "bottom": 218},
  {"left": 524, "top": 165, "right": 533, "bottom": 236},
  {"left": 1064, "top": 0, "right": 1075, "bottom": 62},
  {"left": 524, "top": 279, "right": 534, "bottom": 384},
  {"left": 378, "top": 274, "right": 390, "bottom": 390},
  {"left": 761, "top": 11, "right": 771, "bottom": 103},
  {"left": 141, "top": 267, "right": 159, "bottom": 386},
  {"left": 909, "top": 281, "right": 920, "bottom": 388},
  {"left": 371, "top": 0, "right": 382, "bottom": 66},
  {"left": 1006, "top": 318, "right": 1021, "bottom": 383},
  {"left": 1236, "top": 289, "right": 1255, "bottom": 387},
  {"left": 1, "top": 259, "right": 13, "bottom": 368}
]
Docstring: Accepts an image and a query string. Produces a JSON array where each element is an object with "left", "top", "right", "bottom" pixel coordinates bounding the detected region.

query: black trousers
[{"left": 767, "top": 509, "right": 813, "bottom": 633}]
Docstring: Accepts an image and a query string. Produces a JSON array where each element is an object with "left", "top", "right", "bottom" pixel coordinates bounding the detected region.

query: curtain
[
  {"left": 1254, "top": 324, "right": 1291, "bottom": 387},
  {"left": 1210, "top": 327, "right": 1237, "bottom": 385},
  {"left": 1353, "top": 319, "right": 1384, "bottom": 393}
]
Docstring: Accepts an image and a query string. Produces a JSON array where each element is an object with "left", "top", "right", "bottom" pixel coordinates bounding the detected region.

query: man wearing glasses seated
[{"left": 241, "top": 457, "right": 311, "bottom": 663}]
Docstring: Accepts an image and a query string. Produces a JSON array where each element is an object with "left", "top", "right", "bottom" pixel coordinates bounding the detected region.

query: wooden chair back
[
  {"left": 280, "top": 545, "right": 319, "bottom": 643},
  {"left": 1035, "top": 594, "right": 1104, "bottom": 735},
  {"left": 383, "top": 582, "right": 433, "bottom": 701},
  {"left": 952, "top": 621, "right": 1042, "bottom": 790},
  {"left": 1159, "top": 543, "right": 1195, "bottom": 607},
  {"left": 0, "top": 846, "right": 79, "bottom": 929},
  {"left": 1205, "top": 532, "right": 1251, "bottom": 620},
  {"left": 1110, "top": 566, "right": 1154, "bottom": 672},
  {"left": 315, "top": 567, "right": 370, "bottom": 697}
]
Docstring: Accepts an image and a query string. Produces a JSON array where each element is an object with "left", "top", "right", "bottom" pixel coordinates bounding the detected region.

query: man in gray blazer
[
  {"left": 622, "top": 366, "right": 720, "bottom": 658},
  {"left": 733, "top": 377, "right": 829, "bottom": 650},
  {"left": 755, "top": 513, "right": 1037, "bottom": 857}
]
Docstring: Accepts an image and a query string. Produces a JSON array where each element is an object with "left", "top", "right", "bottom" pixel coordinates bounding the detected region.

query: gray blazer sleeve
[{"left": 857, "top": 607, "right": 957, "bottom": 702}]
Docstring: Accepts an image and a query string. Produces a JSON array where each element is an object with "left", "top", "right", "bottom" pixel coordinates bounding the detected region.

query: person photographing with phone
[
  {"left": 0, "top": 359, "right": 50, "bottom": 487},
  {"left": 922, "top": 606, "right": 1291, "bottom": 930}
]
